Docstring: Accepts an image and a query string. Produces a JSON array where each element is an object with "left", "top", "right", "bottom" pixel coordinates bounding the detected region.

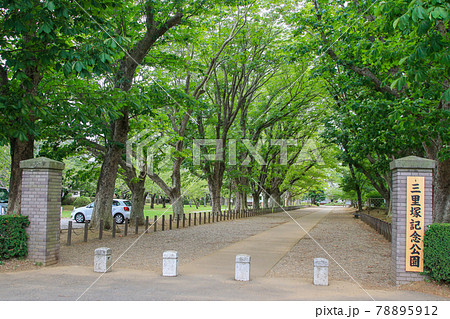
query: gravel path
[
  {"left": 59, "top": 212, "right": 294, "bottom": 272},
  {"left": 267, "top": 207, "right": 393, "bottom": 289}
]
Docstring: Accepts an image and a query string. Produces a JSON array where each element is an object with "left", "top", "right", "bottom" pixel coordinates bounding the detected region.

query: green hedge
[
  {"left": 0, "top": 215, "right": 30, "bottom": 260},
  {"left": 73, "top": 196, "right": 92, "bottom": 207},
  {"left": 424, "top": 223, "right": 450, "bottom": 283}
]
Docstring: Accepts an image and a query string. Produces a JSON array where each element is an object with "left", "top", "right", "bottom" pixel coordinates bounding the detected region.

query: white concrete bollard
[
  {"left": 163, "top": 250, "right": 178, "bottom": 277},
  {"left": 235, "top": 254, "right": 251, "bottom": 281},
  {"left": 94, "top": 247, "right": 112, "bottom": 273},
  {"left": 314, "top": 258, "right": 329, "bottom": 286}
]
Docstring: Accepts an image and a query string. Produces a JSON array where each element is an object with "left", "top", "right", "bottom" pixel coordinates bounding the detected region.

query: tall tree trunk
[
  {"left": 270, "top": 188, "right": 281, "bottom": 208},
  {"left": 263, "top": 191, "right": 269, "bottom": 208},
  {"left": 90, "top": 8, "right": 183, "bottom": 229},
  {"left": 7, "top": 136, "right": 34, "bottom": 214},
  {"left": 208, "top": 176, "right": 223, "bottom": 215},
  {"left": 119, "top": 159, "right": 146, "bottom": 225},
  {"left": 433, "top": 162, "right": 449, "bottom": 223},
  {"left": 424, "top": 141, "right": 450, "bottom": 223},
  {"left": 205, "top": 161, "right": 225, "bottom": 215},
  {"left": 150, "top": 193, "right": 156, "bottom": 208},
  {"left": 6, "top": 34, "right": 40, "bottom": 215},
  {"left": 130, "top": 181, "right": 146, "bottom": 225},
  {"left": 252, "top": 192, "right": 260, "bottom": 209},
  {"left": 234, "top": 191, "right": 246, "bottom": 213},
  {"left": 348, "top": 163, "right": 363, "bottom": 212},
  {"left": 171, "top": 194, "right": 184, "bottom": 220},
  {"left": 171, "top": 157, "right": 184, "bottom": 220},
  {"left": 92, "top": 116, "right": 129, "bottom": 229}
]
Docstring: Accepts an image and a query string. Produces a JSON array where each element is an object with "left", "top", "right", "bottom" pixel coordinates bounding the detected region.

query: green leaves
[
  {"left": 430, "top": 6, "right": 448, "bottom": 19},
  {"left": 44, "top": 1, "right": 56, "bottom": 12},
  {"left": 390, "top": 76, "right": 406, "bottom": 91},
  {"left": 37, "top": 22, "right": 53, "bottom": 35},
  {"left": 443, "top": 88, "right": 450, "bottom": 102},
  {"left": 99, "top": 52, "right": 112, "bottom": 63},
  {"left": 0, "top": 215, "right": 30, "bottom": 260},
  {"left": 424, "top": 223, "right": 450, "bottom": 283},
  {"left": 411, "top": 5, "right": 427, "bottom": 22},
  {"left": 393, "top": 14, "right": 410, "bottom": 30}
]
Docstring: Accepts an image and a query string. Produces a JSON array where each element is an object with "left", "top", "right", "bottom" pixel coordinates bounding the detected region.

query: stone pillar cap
[
  {"left": 95, "top": 247, "right": 112, "bottom": 255},
  {"left": 163, "top": 251, "right": 178, "bottom": 259},
  {"left": 20, "top": 157, "right": 65, "bottom": 170},
  {"left": 390, "top": 156, "right": 435, "bottom": 170},
  {"left": 314, "top": 258, "right": 329, "bottom": 266},
  {"left": 236, "top": 254, "right": 251, "bottom": 263}
]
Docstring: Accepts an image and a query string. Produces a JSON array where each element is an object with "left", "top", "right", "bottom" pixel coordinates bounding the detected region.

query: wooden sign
[{"left": 406, "top": 176, "right": 425, "bottom": 272}]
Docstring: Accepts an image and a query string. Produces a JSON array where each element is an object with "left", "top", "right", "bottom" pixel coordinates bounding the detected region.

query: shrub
[
  {"left": 62, "top": 196, "right": 76, "bottom": 206},
  {"left": 423, "top": 223, "right": 450, "bottom": 283},
  {"left": 0, "top": 215, "right": 30, "bottom": 260},
  {"left": 73, "top": 196, "right": 92, "bottom": 207}
]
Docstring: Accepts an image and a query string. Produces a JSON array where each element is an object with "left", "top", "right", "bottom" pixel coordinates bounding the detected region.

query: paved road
[
  {"left": 61, "top": 217, "right": 84, "bottom": 230},
  {"left": 182, "top": 207, "right": 330, "bottom": 277},
  {"left": 0, "top": 207, "right": 447, "bottom": 301},
  {"left": 0, "top": 266, "right": 445, "bottom": 301}
]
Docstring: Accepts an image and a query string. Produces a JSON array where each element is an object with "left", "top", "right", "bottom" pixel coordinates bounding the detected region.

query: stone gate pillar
[
  {"left": 20, "top": 157, "right": 65, "bottom": 265},
  {"left": 390, "top": 156, "right": 435, "bottom": 285}
]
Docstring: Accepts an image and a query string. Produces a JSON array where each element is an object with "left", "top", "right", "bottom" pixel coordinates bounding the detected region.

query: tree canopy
[{"left": 1, "top": 0, "right": 448, "bottom": 223}]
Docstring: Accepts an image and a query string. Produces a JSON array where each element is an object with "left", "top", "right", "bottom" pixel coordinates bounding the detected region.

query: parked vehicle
[
  {"left": 71, "top": 199, "right": 132, "bottom": 224},
  {"left": 0, "top": 187, "right": 8, "bottom": 215}
]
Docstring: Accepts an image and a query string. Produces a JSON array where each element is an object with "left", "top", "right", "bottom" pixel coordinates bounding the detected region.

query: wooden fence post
[
  {"left": 169, "top": 215, "right": 172, "bottom": 230},
  {"left": 67, "top": 221, "right": 72, "bottom": 246},
  {"left": 84, "top": 221, "right": 89, "bottom": 242},
  {"left": 99, "top": 220, "right": 103, "bottom": 239},
  {"left": 124, "top": 218, "right": 128, "bottom": 236},
  {"left": 162, "top": 215, "right": 165, "bottom": 231},
  {"left": 135, "top": 217, "right": 139, "bottom": 234},
  {"left": 145, "top": 216, "right": 149, "bottom": 232},
  {"left": 154, "top": 215, "right": 157, "bottom": 232},
  {"left": 112, "top": 219, "right": 116, "bottom": 238}
]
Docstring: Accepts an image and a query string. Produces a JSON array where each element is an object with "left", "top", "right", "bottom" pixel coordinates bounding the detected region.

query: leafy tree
[
  {"left": 0, "top": 0, "right": 118, "bottom": 214},
  {"left": 0, "top": 146, "right": 9, "bottom": 188},
  {"left": 307, "top": 189, "right": 326, "bottom": 205},
  {"left": 294, "top": 0, "right": 449, "bottom": 221}
]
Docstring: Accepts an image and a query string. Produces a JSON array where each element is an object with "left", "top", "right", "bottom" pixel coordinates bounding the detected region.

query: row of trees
[
  {"left": 297, "top": 0, "right": 449, "bottom": 222},
  {"left": 0, "top": 1, "right": 331, "bottom": 229},
  {"left": 1, "top": 0, "right": 448, "bottom": 228}
]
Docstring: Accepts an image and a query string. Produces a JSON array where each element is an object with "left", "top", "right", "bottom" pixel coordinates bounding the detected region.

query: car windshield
[
  {"left": 124, "top": 201, "right": 132, "bottom": 206},
  {"left": 0, "top": 189, "right": 8, "bottom": 202}
]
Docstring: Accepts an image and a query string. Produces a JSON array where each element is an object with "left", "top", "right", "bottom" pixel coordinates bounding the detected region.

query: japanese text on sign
[{"left": 406, "top": 176, "right": 425, "bottom": 272}]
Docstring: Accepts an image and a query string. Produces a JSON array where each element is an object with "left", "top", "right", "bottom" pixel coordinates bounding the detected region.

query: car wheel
[
  {"left": 75, "top": 213, "right": 85, "bottom": 223},
  {"left": 114, "top": 213, "right": 124, "bottom": 224}
]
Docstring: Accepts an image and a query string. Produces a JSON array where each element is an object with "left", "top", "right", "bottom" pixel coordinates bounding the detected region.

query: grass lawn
[{"left": 62, "top": 204, "right": 227, "bottom": 219}]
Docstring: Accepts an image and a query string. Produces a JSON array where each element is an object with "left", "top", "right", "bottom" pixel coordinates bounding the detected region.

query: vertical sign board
[{"left": 406, "top": 176, "right": 425, "bottom": 272}]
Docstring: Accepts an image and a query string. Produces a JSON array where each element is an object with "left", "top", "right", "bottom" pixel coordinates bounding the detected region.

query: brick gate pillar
[
  {"left": 20, "top": 157, "right": 65, "bottom": 266},
  {"left": 390, "top": 156, "right": 435, "bottom": 285}
]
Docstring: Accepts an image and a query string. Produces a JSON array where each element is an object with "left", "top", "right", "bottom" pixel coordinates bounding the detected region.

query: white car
[{"left": 71, "top": 199, "right": 132, "bottom": 224}]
